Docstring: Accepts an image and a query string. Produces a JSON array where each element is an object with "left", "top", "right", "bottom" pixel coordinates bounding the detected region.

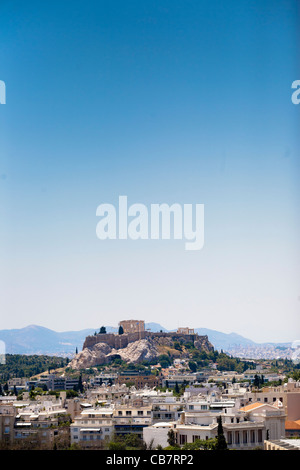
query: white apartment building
[
  {"left": 151, "top": 396, "right": 183, "bottom": 423},
  {"left": 12, "top": 399, "right": 68, "bottom": 446},
  {"left": 243, "top": 369, "right": 283, "bottom": 384},
  {"left": 184, "top": 397, "right": 236, "bottom": 415},
  {"left": 87, "top": 383, "right": 128, "bottom": 405},
  {"left": 113, "top": 404, "right": 152, "bottom": 438},
  {"left": 162, "top": 373, "right": 204, "bottom": 388},
  {"left": 70, "top": 408, "right": 114, "bottom": 448}
]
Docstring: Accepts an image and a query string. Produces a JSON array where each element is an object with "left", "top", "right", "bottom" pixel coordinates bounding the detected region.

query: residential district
[{"left": 0, "top": 320, "right": 300, "bottom": 451}]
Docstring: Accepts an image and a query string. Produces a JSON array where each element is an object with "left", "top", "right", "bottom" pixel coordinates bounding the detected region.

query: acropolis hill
[
  {"left": 70, "top": 320, "right": 214, "bottom": 369},
  {"left": 83, "top": 320, "right": 213, "bottom": 351}
]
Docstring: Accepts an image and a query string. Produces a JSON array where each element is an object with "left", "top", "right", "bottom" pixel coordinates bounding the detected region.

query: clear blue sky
[{"left": 0, "top": 0, "right": 299, "bottom": 342}]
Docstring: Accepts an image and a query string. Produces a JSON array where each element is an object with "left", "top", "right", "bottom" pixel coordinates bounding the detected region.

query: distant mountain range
[{"left": 0, "top": 323, "right": 292, "bottom": 357}]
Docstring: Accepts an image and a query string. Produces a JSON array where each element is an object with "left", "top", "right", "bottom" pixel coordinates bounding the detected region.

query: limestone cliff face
[
  {"left": 68, "top": 343, "right": 112, "bottom": 369},
  {"left": 69, "top": 338, "right": 158, "bottom": 369},
  {"left": 109, "top": 338, "right": 158, "bottom": 363},
  {"left": 69, "top": 333, "right": 214, "bottom": 370}
]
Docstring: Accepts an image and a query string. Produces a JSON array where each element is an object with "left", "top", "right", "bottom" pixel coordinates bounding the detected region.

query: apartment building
[
  {"left": 184, "top": 397, "right": 236, "bottom": 415},
  {"left": 162, "top": 372, "right": 203, "bottom": 388},
  {"left": 151, "top": 396, "right": 183, "bottom": 423},
  {"left": 90, "top": 373, "right": 118, "bottom": 387},
  {"left": 0, "top": 402, "right": 16, "bottom": 446},
  {"left": 88, "top": 383, "right": 128, "bottom": 405},
  {"left": 33, "top": 374, "right": 79, "bottom": 391},
  {"left": 13, "top": 399, "right": 69, "bottom": 448},
  {"left": 116, "top": 370, "right": 161, "bottom": 389},
  {"left": 7, "top": 378, "right": 28, "bottom": 394},
  {"left": 222, "top": 383, "right": 250, "bottom": 401},
  {"left": 113, "top": 403, "right": 152, "bottom": 439},
  {"left": 243, "top": 369, "right": 283, "bottom": 384},
  {"left": 70, "top": 408, "right": 114, "bottom": 449}
]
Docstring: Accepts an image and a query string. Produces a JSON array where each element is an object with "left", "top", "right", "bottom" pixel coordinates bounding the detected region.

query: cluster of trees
[
  {"left": 108, "top": 433, "right": 146, "bottom": 450},
  {"left": 93, "top": 325, "right": 125, "bottom": 336},
  {"left": 0, "top": 354, "right": 69, "bottom": 381},
  {"left": 188, "top": 348, "right": 256, "bottom": 373},
  {"left": 0, "top": 427, "right": 71, "bottom": 451}
]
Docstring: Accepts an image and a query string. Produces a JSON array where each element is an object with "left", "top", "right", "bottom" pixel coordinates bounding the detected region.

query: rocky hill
[
  {"left": 69, "top": 334, "right": 214, "bottom": 369},
  {"left": 0, "top": 324, "right": 292, "bottom": 357}
]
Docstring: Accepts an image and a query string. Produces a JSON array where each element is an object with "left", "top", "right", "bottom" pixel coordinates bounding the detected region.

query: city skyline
[{"left": 0, "top": 1, "right": 299, "bottom": 343}]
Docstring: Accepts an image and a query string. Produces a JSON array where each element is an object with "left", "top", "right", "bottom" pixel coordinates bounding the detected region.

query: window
[
  {"left": 264, "top": 398, "right": 268, "bottom": 403},
  {"left": 118, "top": 411, "right": 122, "bottom": 416},
  {"left": 126, "top": 411, "right": 132, "bottom": 416},
  {"left": 138, "top": 411, "right": 143, "bottom": 416},
  {"left": 179, "top": 434, "right": 187, "bottom": 445}
]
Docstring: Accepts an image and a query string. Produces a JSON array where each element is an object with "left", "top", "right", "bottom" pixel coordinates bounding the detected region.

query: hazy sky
[{"left": 0, "top": 0, "right": 299, "bottom": 343}]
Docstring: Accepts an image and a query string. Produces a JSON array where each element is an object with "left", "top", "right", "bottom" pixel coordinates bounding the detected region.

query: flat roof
[
  {"left": 176, "top": 424, "right": 217, "bottom": 430},
  {"left": 80, "top": 428, "right": 101, "bottom": 432},
  {"left": 81, "top": 408, "right": 113, "bottom": 415},
  {"left": 152, "top": 422, "right": 173, "bottom": 428},
  {"left": 281, "top": 439, "right": 300, "bottom": 449}
]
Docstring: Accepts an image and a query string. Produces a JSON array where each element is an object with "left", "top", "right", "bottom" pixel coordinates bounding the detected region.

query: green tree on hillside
[{"left": 188, "top": 361, "right": 197, "bottom": 372}]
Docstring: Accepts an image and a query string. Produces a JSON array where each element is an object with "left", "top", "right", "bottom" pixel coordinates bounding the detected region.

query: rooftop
[{"left": 268, "top": 439, "right": 300, "bottom": 450}]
